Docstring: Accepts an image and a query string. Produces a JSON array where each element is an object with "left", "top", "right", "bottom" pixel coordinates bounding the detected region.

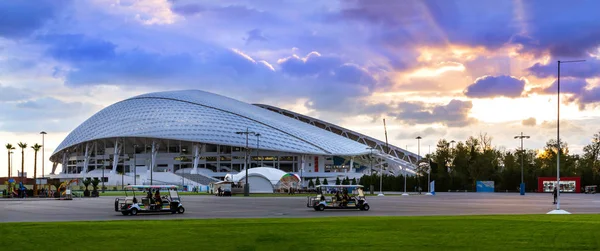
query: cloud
[
  {"left": 529, "top": 78, "right": 600, "bottom": 109},
  {"left": 396, "top": 127, "right": 447, "bottom": 140},
  {"left": 245, "top": 29, "right": 268, "bottom": 45},
  {"left": 539, "top": 120, "right": 584, "bottom": 133},
  {"left": 391, "top": 99, "right": 476, "bottom": 127},
  {"left": 170, "top": 2, "right": 282, "bottom": 26},
  {"left": 339, "top": 0, "right": 518, "bottom": 49},
  {"left": 39, "top": 34, "right": 117, "bottom": 62},
  {"left": 36, "top": 34, "right": 275, "bottom": 88},
  {"left": 278, "top": 52, "right": 342, "bottom": 77},
  {"left": 522, "top": 117, "right": 536, "bottom": 127},
  {"left": 0, "top": 0, "right": 70, "bottom": 39},
  {"left": 34, "top": 33, "right": 383, "bottom": 117},
  {"left": 0, "top": 85, "right": 33, "bottom": 102},
  {"left": 463, "top": 75, "right": 526, "bottom": 98},
  {"left": 511, "top": 1, "right": 600, "bottom": 58},
  {"left": 0, "top": 97, "right": 100, "bottom": 132},
  {"left": 527, "top": 57, "right": 600, "bottom": 79}
]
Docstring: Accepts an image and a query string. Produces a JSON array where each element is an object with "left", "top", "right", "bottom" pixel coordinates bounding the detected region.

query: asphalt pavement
[{"left": 1, "top": 193, "right": 599, "bottom": 223}]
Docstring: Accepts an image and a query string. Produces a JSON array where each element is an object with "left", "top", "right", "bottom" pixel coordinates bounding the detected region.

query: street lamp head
[
  {"left": 450, "top": 140, "right": 456, "bottom": 143},
  {"left": 525, "top": 136, "right": 530, "bottom": 139},
  {"left": 40, "top": 131, "right": 47, "bottom": 135},
  {"left": 256, "top": 133, "right": 261, "bottom": 137},
  {"left": 416, "top": 136, "right": 422, "bottom": 140},
  {"left": 514, "top": 136, "right": 519, "bottom": 139}
]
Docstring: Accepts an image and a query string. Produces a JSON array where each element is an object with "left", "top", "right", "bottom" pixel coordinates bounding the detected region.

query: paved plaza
[{"left": 1, "top": 193, "right": 599, "bottom": 223}]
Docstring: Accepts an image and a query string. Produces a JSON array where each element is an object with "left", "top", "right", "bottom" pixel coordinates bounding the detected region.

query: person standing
[{"left": 552, "top": 186, "right": 558, "bottom": 204}]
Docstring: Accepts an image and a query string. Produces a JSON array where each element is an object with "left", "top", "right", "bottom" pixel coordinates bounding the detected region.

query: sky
[{"left": 1, "top": 0, "right": 600, "bottom": 177}]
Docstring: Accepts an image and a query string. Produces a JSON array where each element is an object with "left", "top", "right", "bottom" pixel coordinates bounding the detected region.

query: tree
[
  {"left": 5, "top": 143, "right": 15, "bottom": 178},
  {"left": 336, "top": 177, "right": 341, "bottom": 185},
  {"left": 31, "top": 144, "right": 42, "bottom": 195},
  {"left": 17, "top": 142, "right": 27, "bottom": 183},
  {"left": 323, "top": 178, "right": 329, "bottom": 185},
  {"left": 82, "top": 178, "right": 92, "bottom": 197},
  {"left": 308, "top": 179, "right": 314, "bottom": 188},
  {"left": 351, "top": 178, "right": 357, "bottom": 185},
  {"left": 315, "top": 177, "right": 321, "bottom": 186},
  {"left": 91, "top": 178, "right": 100, "bottom": 197}
]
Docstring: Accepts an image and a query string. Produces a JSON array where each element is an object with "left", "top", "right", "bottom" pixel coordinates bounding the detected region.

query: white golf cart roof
[
  {"left": 316, "top": 185, "right": 364, "bottom": 188},
  {"left": 125, "top": 185, "right": 178, "bottom": 189}
]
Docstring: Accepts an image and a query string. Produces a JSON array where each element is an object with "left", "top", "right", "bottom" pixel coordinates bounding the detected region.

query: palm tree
[
  {"left": 82, "top": 178, "right": 91, "bottom": 197},
  {"left": 5, "top": 143, "right": 15, "bottom": 178},
  {"left": 18, "top": 142, "right": 27, "bottom": 183},
  {"left": 31, "top": 144, "right": 42, "bottom": 196}
]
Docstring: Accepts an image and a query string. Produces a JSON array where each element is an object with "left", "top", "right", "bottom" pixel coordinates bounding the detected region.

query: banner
[
  {"left": 476, "top": 181, "right": 495, "bottom": 192},
  {"left": 430, "top": 180, "right": 435, "bottom": 195}
]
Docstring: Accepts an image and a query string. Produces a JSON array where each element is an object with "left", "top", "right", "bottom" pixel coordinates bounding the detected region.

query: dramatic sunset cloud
[{"left": 1, "top": 0, "right": 600, "bottom": 175}]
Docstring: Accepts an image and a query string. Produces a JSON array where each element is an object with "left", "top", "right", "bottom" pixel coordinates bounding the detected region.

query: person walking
[{"left": 552, "top": 186, "right": 558, "bottom": 204}]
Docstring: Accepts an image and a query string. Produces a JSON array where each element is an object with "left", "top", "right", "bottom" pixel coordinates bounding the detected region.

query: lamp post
[
  {"left": 426, "top": 144, "right": 432, "bottom": 196},
  {"left": 416, "top": 136, "right": 422, "bottom": 194},
  {"left": 10, "top": 151, "right": 14, "bottom": 178},
  {"left": 549, "top": 59, "right": 585, "bottom": 215},
  {"left": 255, "top": 133, "right": 261, "bottom": 167},
  {"left": 40, "top": 131, "right": 47, "bottom": 178},
  {"left": 133, "top": 144, "right": 138, "bottom": 185},
  {"left": 514, "top": 132, "right": 530, "bottom": 196},
  {"left": 366, "top": 147, "right": 381, "bottom": 195},
  {"left": 236, "top": 128, "right": 257, "bottom": 197},
  {"left": 367, "top": 147, "right": 375, "bottom": 175}
]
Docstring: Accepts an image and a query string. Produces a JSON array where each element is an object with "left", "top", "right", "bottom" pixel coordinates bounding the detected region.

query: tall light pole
[
  {"left": 236, "top": 128, "right": 257, "bottom": 197},
  {"left": 367, "top": 147, "right": 375, "bottom": 175},
  {"left": 416, "top": 136, "right": 422, "bottom": 194},
  {"left": 10, "top": 151, "right": 14, "bottom": 178},
  {"left": 514, "top": 132, "right": 530, "bottom": 196},
  {"left": 549, "top": 59, "right": 585, "bottom": 215},
  {"left": 426, "top": 144, "right": 432, "bottom": 195},
  {"left": 255, "top": 133, "right": 261, "bottom": 167},
  {"left": 448, "top": 140, "right": 456, "bottom": 180},
  {"left": 366, "top": 147, "right": 380, "bottom": 195},
  {"left": 133, "top": 144, "right": 138, "bottom": 185},
  {"left": 40, "top": 132, "right": 47, "bottom": 178}
]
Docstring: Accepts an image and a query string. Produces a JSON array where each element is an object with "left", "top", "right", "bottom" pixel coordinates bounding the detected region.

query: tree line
[{"left": 359, "top": 132, "right": 600, "bottom": 192}]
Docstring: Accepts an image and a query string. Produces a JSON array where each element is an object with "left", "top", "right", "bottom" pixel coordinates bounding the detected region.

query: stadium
[{"left": 48, "top": 90, "right": 421, "bottom": 192}]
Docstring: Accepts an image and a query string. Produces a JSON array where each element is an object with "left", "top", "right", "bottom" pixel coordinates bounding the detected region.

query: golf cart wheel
[
  {"left": 318, "top": 204, "right": 325, "bottom": 211},
  {"left": 130, "top": 208, "right": 138, "bottom": 216},
  {"left": 121, "top": 211, "right": 129, "bottom": 216},
  {"left": 178, "top": 206, "right": 185, "bottom": 214},
  {"left": 361, "top": 204, "right": 370, "bottom": 211}
]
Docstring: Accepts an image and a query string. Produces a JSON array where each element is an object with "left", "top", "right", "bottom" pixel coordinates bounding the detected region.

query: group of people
[
  {"left": 333, "top": 189, "right": 352, "bottom": 207},
  {"left": 146, "top": 189, "right": 163, "bottom": 205}
]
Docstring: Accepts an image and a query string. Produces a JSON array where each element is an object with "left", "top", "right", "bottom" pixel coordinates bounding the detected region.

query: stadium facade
[{"left": 48, "top": 90, "right": 421, "bottom": 189}]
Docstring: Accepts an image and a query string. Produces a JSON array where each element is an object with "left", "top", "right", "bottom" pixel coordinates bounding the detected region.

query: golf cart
[
  {"left": 307, "top": 185, "right": 369, "bottom": 211},
  {"left": 585, "top": 185, "right": 597, "bottom": 194},
  {"left": 114, "top": 185, "right": 185, "bottom": 216}
]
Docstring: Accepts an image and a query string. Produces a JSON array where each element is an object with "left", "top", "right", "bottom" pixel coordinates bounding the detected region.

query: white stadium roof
[{"left": 51, "top": 90, "right": 371, "bottom": 158}]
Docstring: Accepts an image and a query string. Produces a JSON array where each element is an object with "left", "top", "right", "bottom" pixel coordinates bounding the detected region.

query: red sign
[
  {"left": 538, "top": 177, "right": 581, "bottom": 193},
  {"left": 314, "top": 157, "right": 319, "bottom": 172}
]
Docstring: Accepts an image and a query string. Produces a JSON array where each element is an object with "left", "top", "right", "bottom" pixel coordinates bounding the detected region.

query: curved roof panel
[{"left": 52, "top": 90, "right": 370, "bottom": 158}]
